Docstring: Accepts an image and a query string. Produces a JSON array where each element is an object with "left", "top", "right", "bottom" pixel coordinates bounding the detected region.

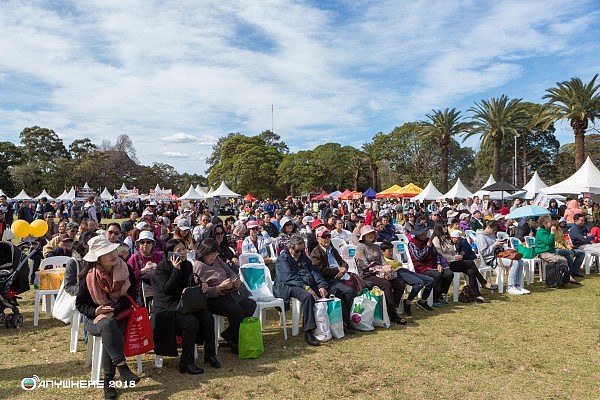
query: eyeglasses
[
  {"left": 107, "top": 230, "right": 120, "bottom": 235},
  {"left": 139, "top": 240, "right": 153, "bottom": 245},
  {"left": 290, "top": 247, "right": 304, "bottom": 254},
  {"left": 202, "top": 219, "right": 210, "bottom": 222}
]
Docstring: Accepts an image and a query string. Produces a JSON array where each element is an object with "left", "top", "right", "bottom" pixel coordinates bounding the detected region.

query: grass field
[{"left": 0, "top": 272, "right": 598, "bottom": 400}]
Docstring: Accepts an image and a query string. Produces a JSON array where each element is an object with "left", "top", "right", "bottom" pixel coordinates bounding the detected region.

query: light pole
[{"left": 513, "top": 133, "right": 520, "bottom": 186}]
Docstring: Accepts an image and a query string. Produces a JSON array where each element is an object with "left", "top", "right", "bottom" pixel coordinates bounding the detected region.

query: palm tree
[
  {"left": 361, "top": 143, "right": 379, "bottom": 191},
  {"left": 421, "top": 108, "right": 472, "bottom": 192},
  {"left": 346, "top": 152, "right": 364, "bottom": 191},
  {"left": 463, "top": 95, "right": 528, "bottom": 180},
  {"left": 543, "top": 74, "right": 600, "bottom": 168}
]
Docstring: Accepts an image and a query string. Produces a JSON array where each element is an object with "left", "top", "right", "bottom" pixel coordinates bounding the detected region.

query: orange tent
[
  {"left": 244, "top": 193, "right": 258, "bottom": 202},
  {"left": 398, "top": 183, "right": 423, "bottom": 198}
]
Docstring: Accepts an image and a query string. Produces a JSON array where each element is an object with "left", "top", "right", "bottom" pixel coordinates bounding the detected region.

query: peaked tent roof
[
  {"left": 119, "top": 183, "right": 129, "bottom": 191},
  {"left": 363, "top": 187, "right": 377, "bottom": 199},
  {"left": 100, "top": 187, "right": 113, "bottom": 200},
  {"left": 329, "top": 190, "right": 343, "bottom": 199},
  {"left": 209, "top": 181, "right": 240, "bottom": 198},
  {"left": 35, "top": 189, "right": 55, "bottom": 201},
  {"left": 195, "top": 185, "right": 207, "bottom": 197},
  {"left": 311, "top": 191, "right": 328, "bottom": 201},
  {"left": 518, "top": 171, "right": 547, "bottom": 199},
  {"left": 179, "top": 185, "right": 204, "bottom": 200},
  {"left": 411, "top": 181, "right": 443, "bottom": 201},
  {"left": 154, "top": 184, "right": 161, "bottom": 191},
  {"left": 13, "top": 189, "right": 33, "bottom": 200},
  {"left": 398, "top": 183, "right": 423, "bottom": 198},
  {"left": 472, "top": 175, "right": 496, "bottom": 198},
  {"left": 376, "top": 184, "right": 402, "bottom": 198},
  {"left": 441, "top": 178, "right": 473, "bottom": 199},
  {"left": 82, "top": 182, "right": 90, "bottom": 189},
  {"left": 55, "top": 190, "right": 68, "bottom": 201},
  {"left": 543, "top": 157, "right": 600, "bottom": 194},
  {"left": 337, "top": 189, "right": 353, "bottom": 199},
  {"left": 63, "top": 187, "right": 76, "bottom": 201},
  {"left": 243, "top": 193, "right": 258, "bottom": 202}
]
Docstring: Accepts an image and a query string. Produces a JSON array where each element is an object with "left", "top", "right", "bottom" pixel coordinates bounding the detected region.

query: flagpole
[{"left": 271, "top": 104, "right": 274, "bottom": 133}]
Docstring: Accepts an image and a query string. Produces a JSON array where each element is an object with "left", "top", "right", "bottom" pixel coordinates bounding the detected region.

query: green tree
[
  {"left": 544, "top": 74, "right": 600, "bottom": 169},
  {"left": 421, "top": 108, "right": 473, "bottom": 192},
  {"left": 258, "top": 130, "right": 289, "bottom": 154},
  {"left": 464, "top": 95, "right": 528, "bottom": 180},
  {"left": 19, "top": 126, "right": 69, "bottom": 166},
  {"left": 69, "top": 138, "right": 98, "bottom": 159},
  {"left": 205, "top": 132, "right": 242, "bottom": 174},
  {"left": 0, "top": 141, "right": 23, "bottom": 194},
  {"left": 552, "top": 134, "right": 600, "bottom": 183},
  {"left": 361, "top": 142, "right": 379, "bottom": 190}
]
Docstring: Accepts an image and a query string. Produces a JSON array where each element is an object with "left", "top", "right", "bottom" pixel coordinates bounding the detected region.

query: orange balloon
[
  {"left": 29, "top": 219, "right": 49, "bottom": 237},
  {"left": 11, "top": 220, "right": 30, "bottom": 238}
]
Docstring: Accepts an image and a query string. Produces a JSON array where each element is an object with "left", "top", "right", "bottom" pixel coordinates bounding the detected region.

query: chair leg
[
  {"left": 90, "top": 336, "right": 103, "bottom": 384},
  {"left": 496, "top": 267, "right": 504, "bottom": 293},
  {"left": 291, "top": 299, "right": 301, "bottom": 336},
  {"left": 33, "top": 292, "right": 41, "bottom": 327},
  {"left": 452, "top": 272, "right": 460, "bottom": 302},
  {"left": 70, "top": 311, "right": 80, "bottom": 353},
  {"left": 155, "top": 355, "right": 163, "bottom": 368},
  {"left": 136, "top": 355, "right": 143, "bottom": 373}
]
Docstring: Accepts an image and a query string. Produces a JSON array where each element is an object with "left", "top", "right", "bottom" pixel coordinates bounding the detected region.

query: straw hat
[{"left": 83, "top": 235, "right": 120, "bottom": 262}]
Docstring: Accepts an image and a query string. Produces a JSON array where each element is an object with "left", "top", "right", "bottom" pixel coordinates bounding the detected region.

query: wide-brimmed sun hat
[
  {"left": 358, "top": 225, "right": 376, "bottom": 242},
  {"left": 136, "top": 230, "right": 155, "bottom": 243},
  {"left": 411, "top": 223, "right": 429, "bottom": 236},
  {"left": 83, "top": 235, "right": 120, "bottom": 262}
]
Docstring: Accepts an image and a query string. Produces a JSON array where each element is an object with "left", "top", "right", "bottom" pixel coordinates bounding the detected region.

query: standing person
[
  {"left": 474, "top": 220, "right": 528, "bottom": 295},
  {"left": 83, "top": 196, "right": 98, "bottom": 224},
  {"left": 194, "top": 238, "right": 255, "bottom": 357},
  {"left": 0, "top": 195, "right": 14, "bottom": 238},
  {"left": 127, "top": 231, "right": 164, "bottom": 304},
  {"left": 17, "top": 199, "right": 33, "bottom": 223},
  {"left": 75, "top": 236, "right": 140, "bottom": 400}
]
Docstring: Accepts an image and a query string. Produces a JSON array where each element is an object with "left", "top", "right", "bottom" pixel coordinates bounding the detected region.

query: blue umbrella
[{"left": 505, "top": 205, "right": 550, "bottom": 220}]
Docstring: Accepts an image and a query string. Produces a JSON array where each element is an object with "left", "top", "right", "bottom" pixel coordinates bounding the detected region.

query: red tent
[
  {"left": 244, "top": 193, "right": 258, "bottom": 202},
  {"left": 311, "top": 191, "right": 328, "bottom": 201},
  {"left": 337, "top": 189, "right": 353, "bottom": 200}
]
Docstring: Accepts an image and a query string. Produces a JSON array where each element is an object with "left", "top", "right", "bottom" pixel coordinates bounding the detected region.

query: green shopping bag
[{"left": 238, "top": 317, "right": 264, "bottom": 359}]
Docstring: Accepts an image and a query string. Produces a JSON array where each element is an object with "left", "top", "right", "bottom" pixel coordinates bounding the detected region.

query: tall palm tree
[
  {"left": 346, "top": 152, "right": 364, "bottom": 191},
  {"left": 361, "top": 142, "right": 379, "bottom": 191},
  {"left": 543, "top": 74, "right": 600, "bottom": 168},
  {"left": 463, "top": 95, "right": 528, "bottom": 180},
  {"left": 421, "top": 108, "right": 472, "bottom": 192}
]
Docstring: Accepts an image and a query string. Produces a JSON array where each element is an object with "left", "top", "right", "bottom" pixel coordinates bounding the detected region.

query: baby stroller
[{"left": 0, "top": 241, "right": 37, "bottom": 328}]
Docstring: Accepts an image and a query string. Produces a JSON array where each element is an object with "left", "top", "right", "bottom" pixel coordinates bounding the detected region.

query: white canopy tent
[
  {"left": 472, "top": 175, "right": 496, "bottom": 198},
  {"left": 441, "top": 178, "right": 473, "bottom": 199},
  {"left": 119, "top": 183, "right": 129, "bottom": 191},
  {"left": 63, "top": 187, "right": 76, "bottom": 201},
  {"left": 195, "top": 185, "right": 208, "bottom": 197},
  {"left": 206, "top": 186, "right": 214, "bottom": 197},
  {"left": 100, "top": 187, "right": 114, "bottom": 201},
  {"left": 179, "top": 185, "right": 204, "bottom": 200},
  {"left": 508, "top": 171, "right": 548, "bottom": 199},
  {"left": 411, "top": 181, "right": 443, "bottom": 202},
  {"left": 543, "top": 157, "right": 600, "bottom": 194},
  {"left": 209, "top": 181, "right": 240, "bottom": 198},
  {"left": 35, "top": 189, "right": 55, "bottom": 201},
  {"left": 55, "top": 190, "right": 68, "bottom": 201},
  {"left": 12, "top": 190, "right": 33, "bottom": 200},
  {"left": 154, "top": 184, "right": 161, "bottom": 191}
]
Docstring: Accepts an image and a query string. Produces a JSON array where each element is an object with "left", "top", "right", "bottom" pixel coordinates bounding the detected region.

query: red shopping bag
[{"left": 123, "top": 295, "right": 154, "bottom": 357}]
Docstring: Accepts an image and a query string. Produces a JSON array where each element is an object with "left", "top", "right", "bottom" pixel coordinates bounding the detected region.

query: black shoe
[
  {"left": 570, "top": 280, "right": 581, "bottom": 285},
  {"left": 116, "top": 363, "right": 140, "bottom": 384},
  {"left": 475, "top": 297, "right": 491, "bottom": 303},
  {"left": 179, "top": 363, "right": 204, "bottom": 374},
  {"left": 204, "top": 355, "right": 221, "bottom": 368},
  {"left": 486, "top": 284, "right": 498, "bottom": 291},
  {"left": 390, "top": 314, "right": 408, "bottom": 325},
  {"left": 416, "top": 300, "right": 433, "bottom": 311},
  {"left": 304, "top": 331, "right": 320, "bottom": 346},
  {"left": 103, "top": 377, "right": 117, "bottom": 400},
  {"left": 343, "top": 322, "right": 356, "bottom": 334}
]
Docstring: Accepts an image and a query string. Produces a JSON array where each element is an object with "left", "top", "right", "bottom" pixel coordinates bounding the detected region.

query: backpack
[{"left": 545, "top": 261, "right": 570, "bottom": 288}]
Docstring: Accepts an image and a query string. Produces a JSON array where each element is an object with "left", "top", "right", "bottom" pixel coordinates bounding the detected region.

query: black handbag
[{"left": 176, "top": 273, "right": 207, "bottom": 314}]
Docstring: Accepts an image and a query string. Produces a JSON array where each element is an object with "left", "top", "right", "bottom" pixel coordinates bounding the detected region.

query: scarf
[{"left": 86, "top": 258, "right": 131, "bottom": 306}]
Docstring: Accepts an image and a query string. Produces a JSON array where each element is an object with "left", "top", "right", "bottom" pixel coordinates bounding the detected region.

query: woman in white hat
[
  {"left": 75, "top": 235, "right": 140, "bottom": 400},
  {"left": 127, "top": 231, "right": 164, "bottom": 304}
]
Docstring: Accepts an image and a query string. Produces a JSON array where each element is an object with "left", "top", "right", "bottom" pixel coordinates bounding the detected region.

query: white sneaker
[
  {"left": 507, "top": 286, "right": 523, "bottom": 295},
  {"left": 519, "top": 288, "right": 531, "bottom": 294}
]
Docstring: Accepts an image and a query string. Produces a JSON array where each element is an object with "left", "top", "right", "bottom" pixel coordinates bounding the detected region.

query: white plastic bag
[
  {"left": 313, "top": 300, "right": 332, "bottom": 341},
  {"left": 350, "top": 290, "right": 375, "bottom": 331},
  {"left": 368, "top": 286, "right": 390, "bottom": 328},
  {"left": 52, "top": 281, "right": 76, "bottom": 323},
  {"left": 326, "top": 297, "right": 345, "bottom": 339}
]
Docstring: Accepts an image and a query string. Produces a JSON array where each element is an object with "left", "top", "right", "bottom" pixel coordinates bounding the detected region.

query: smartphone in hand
[{"left": 168, "top": 252, "right": 181, "bottom": 262}]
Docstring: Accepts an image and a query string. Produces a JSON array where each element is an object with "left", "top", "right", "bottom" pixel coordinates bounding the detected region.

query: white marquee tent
[
  {"left": 441, "top": 178, "right": 473, "bottom": 199},
  {"left": 543, "top": 157, "right": 600, "bottom": 194},
  {"left": 12, "top": 190, "right": 33, "bottom": 200},
  {"left": 179, "top": 185, "right": 204, "bottom": 200},
  {"left": 100, "top": 187, "right": 114, "bottom": 201},
  {"left": 208, "top": 181, "right": 240, "bottom": 198},
  {"left": 411, "top": 181, "right": 443, "bottom": 201},
  {"left": 35, "top": 189, "right": 55, "bottom": 201}
]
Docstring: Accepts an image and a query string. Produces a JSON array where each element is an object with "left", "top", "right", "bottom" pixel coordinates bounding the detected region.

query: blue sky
[{"left": 0, "top": 0, "right": 599, "bottom": 174}]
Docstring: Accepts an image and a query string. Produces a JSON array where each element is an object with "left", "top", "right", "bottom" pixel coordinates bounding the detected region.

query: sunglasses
[
  {"left": 321, "top": 234, "right": 331, "bottom": 239},
  {"left": 107, "top": 230, "right": 120, "bottom": 235},
  {"left": 290, "top": 247, "right": 304, "bottom": 254},
  {"left": 139, "top": 240, "right": 153, "bottom": 245}
]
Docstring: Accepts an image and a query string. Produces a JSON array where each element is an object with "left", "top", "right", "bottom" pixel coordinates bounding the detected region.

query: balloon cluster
[{"left": 11, "top": 219, "right": 49, "bottom": 238}]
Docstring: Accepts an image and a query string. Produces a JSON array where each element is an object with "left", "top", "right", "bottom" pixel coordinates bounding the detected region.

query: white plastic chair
[
  {"left": 339, "top": 244, "right": 358, "bottom": 274},
  {"left": 239, "top": 264, "right": 287, "bottom": 340},
  {"left": 70, "top": 310, "right": 81, "bottom": 353},
  {"left": 88, "top": 336, "right": 142, "bottom": 384},
  {"left": 34, "top": 256, "right": 72, "bottom": 327},
  {"left": 396, "top": 233, "right": 409, "bottom": 243},
  {"left": 567, "top": 234, "right": 597, "bottom": 275},
  {"left": 330, "top": 238, "right": 346, "bottom": 252},
  {"left": 395, "top": 242, "right": 433, "bottom": 306},
  {"left": 239, "top": 252, "right": 265, "bottom": 266},
  {"left": 522, "top": 236, "right": 544, "bottom": 283}
]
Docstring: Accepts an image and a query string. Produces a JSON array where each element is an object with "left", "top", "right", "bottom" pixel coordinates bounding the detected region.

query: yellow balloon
[
  {"left": 29, "top": 219, "right": 49, "bottom": 237},
  {"left": 12, "top": 220, "right": 31, "bottom": 238}
]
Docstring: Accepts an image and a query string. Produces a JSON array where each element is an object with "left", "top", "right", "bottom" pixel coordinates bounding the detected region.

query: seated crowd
[{"left": 1, "top": 192, "right": 596, "bottom": 399}]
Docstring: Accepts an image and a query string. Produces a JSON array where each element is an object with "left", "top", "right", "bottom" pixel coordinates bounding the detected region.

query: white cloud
[{"left": 0, "top": 0, "right": 598, "bottom": 174}]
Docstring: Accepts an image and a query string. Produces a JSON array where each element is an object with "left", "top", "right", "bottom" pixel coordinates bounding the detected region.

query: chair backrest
[
  {"left": 239, "top": 263, "right": 275, "bottom": 299},
  {"left": 331, "top": 238, "right": 347, "bottom": 252},
  {"left": 266, "top": 242, "right": 277, "bottom": 260},
  {"left": 496, "top": 232, "right": 509, "bottom": 241},
  {"left": 40, "top": 256, "right": 72, "bottom": 271},
  {"left": 464, "top": 230, "right": 477, "bottom": 243},
  {"left": 396, "top": 233, "right": 409, "bottom": 243},
  {"left": 524, "top": 235, "right": 536, "bottom": 248},
  {"left": 339, "top": 244, "right": 357, "bottom": 259},
  {"left": 238, "top": 252, "right": 265, "bottom": 266},
  {"left": 373, "top": 241, "right": 382, "bottom": 248},
  {"left": 508, "top": 237, "right": 521, "bottom": 250},
  {"left": 391, "top": 241, "right": 415, "bottom": 271}
]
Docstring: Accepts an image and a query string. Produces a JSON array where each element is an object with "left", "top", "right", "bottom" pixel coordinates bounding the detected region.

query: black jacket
[{"left": 310, "top": 245, "right": 348, "bottom": 280}]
